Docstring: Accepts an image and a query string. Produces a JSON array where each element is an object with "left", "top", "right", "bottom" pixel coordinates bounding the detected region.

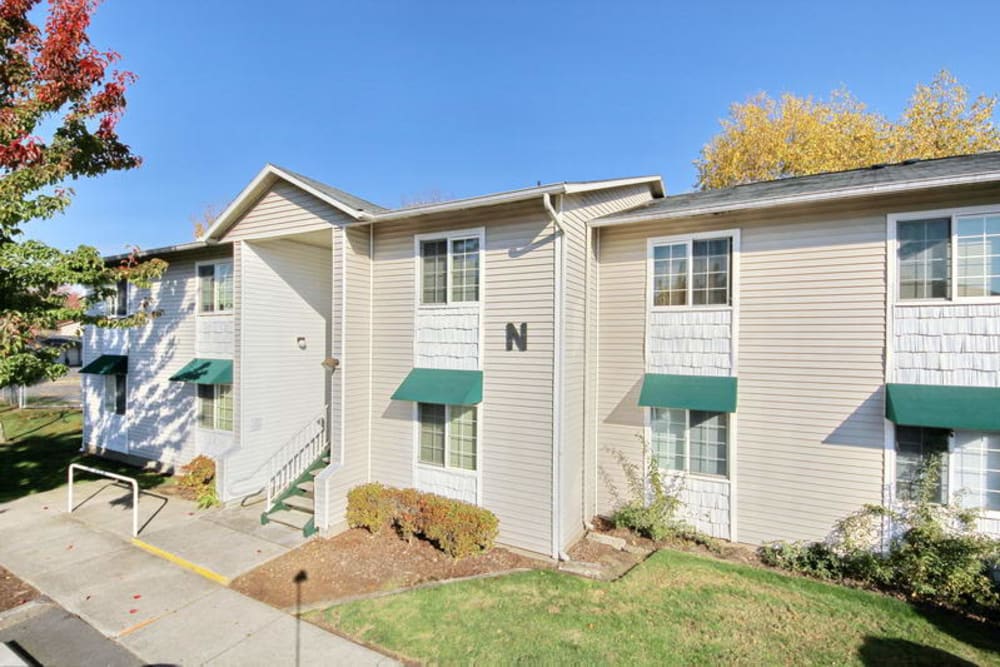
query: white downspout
[{"left": 543, "top": 193, "right": 570, "bottom": 561}]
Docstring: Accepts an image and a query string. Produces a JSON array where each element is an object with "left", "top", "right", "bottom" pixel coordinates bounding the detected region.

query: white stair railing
[{"left": 263, "top": 406, "right": 328, "bottom": 513}]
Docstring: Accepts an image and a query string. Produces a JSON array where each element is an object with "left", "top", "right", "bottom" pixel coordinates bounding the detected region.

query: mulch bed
[
  {"left": 589, "top": 516, "right": 759, "bottom": 565},
  {"left": 230, "top": 528, "right": 550, "bottom": 609},
  {"left": 0, "top": 565, "right": 38, "bottom": 612}
]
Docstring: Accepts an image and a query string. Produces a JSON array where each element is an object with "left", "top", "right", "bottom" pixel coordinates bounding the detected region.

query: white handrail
[
  {"left": 264, "top": 406, "right": 328, "bottom": 512},
  {"left": 68, "top": 463, "right": 139, "bottom": 537}
]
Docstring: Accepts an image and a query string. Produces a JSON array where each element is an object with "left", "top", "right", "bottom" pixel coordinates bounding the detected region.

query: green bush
[
  {"left": 606, "top": 438, "right": 691, "bottom": 541},
  {"left": 759, "top": 460, "right": 1000, "bottom": 616},
  {"left": 346, "top": 483, "right": 394, "bottom": 532},
  {"left": 346, "top": 483, "right": 499, "bottom": 558}
]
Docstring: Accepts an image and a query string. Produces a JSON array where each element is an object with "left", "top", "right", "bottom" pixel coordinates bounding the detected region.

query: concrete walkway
[{"left": 0, "top": 481, "right": 395, "bottom": 665}]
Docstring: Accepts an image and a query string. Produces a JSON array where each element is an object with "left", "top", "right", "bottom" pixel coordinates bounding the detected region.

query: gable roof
[
  {"left": 202, "top": 164, "right": 387, "bottom": 241},
  {"left": 593, "top": 151, "right": 1000, "bottom": 227},
  {"left": 202, "top": 166, "right": 663, "bottom": 241}
]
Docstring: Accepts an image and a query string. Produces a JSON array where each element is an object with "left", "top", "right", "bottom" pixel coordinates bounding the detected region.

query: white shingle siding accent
[
  {"left": 414, "top": 306, "right": 480, "bottom": 370},
  {"left": 196, "top": 315, "right": 234, "bottom": 357},
  {"left": 894, "top": 304, "right": 1000, "bottom": 386},
  {"left": 674, "top": 475, "right": 731, "bottom": 540},
  {"left": 647, "top": 310, "right": 733, "bottom": 376},
  {"left": 415, "top": 467, "right": 477, "bottom": 504}
]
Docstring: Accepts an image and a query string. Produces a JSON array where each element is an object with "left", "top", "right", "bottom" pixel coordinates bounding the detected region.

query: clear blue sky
[{"left": 23, "top": 0, "right": 1000, "bottom": 254}]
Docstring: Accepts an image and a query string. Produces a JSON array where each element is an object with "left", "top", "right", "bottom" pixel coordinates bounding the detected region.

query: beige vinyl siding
[
  {"left": 222, "top": 181, "right": 355, "bottom": 242},
  {"left": 324, "top": 224, "right": 372, "bottom": 527},
  {"left": 370, "top": 201, "right": 556, "bottom": 555},
  {"left": 595, "top": 183, "right": 1000, "bottom": 545},
  {"left": 561, "top": 184, "right": 654, "bottom": 548},
  {"left": 223, "top": 237, "right": 332, "bottom": 498}
]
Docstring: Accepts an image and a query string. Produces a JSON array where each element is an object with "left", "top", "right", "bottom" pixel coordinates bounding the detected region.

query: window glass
[
  {"left": 115, "top": 279, "right": 128, "bottom": 316},
  {"left": 215, "top": 263, "right": 234, "bottom": 311},
  {"left": 420, "top": 240, "right": 448, "bottom": 304},
  {"left": 651, "top": 408, "right": 686, "bottom": 470},
  {"left": 103, "top": 375, "right": 117, "bottom": 413},
  {"left": 652, "top": 244, "right": 687, "bottom": 306},
  {"left": 418, "top": 403, "right": 446, "bottom": 466},
  {"left": 216, "top": 385, "right": 234, "bottom": 431},
  {"left": 197, "top": 384, "right": 215, "bottom": 429},
  {"left": 692, "top": 238, "right": 730, "bottom": 306},
  {"left": 956, "top": 215, "right": 1000, "bottom": 297},
  {"left": 198, "top": 265, "right": 216, "bottom": 313},
  {"left": 450, "top": 238, "right": 480, "bottom": 303},
  {"left": 113, "top": 374, "right": 126, "bottom": 415},
  {"left": 448, "top": 405, "right": 478, "bottom": 470},
  {"left": 895, "top": 426, "right": 949, "bottom": 502},
  {"left": 689, "top": 411, "right": 728, "bottom": 476},
  {"left": 898, "top": 219, "right": 950, "bottom": 300},
  {"left": 953, "top": 431, "right": 1000, "bottom": 512}
]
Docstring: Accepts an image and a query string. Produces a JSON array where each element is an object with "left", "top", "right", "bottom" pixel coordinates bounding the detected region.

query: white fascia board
[
  {"left": 102, "top": 240, "right": 226, "bottom": 263},
  {"left": 590, "top": 172, "right": 1000, "bottom": 228},
  {"left": 366, "top": 176, "right": 664, "bottom": 223},
  {"left": 202, "top": 164, "right": 371, "bottom": 242}
]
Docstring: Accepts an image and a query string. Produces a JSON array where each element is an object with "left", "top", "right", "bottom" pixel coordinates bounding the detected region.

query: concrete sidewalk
[{"left": 0, "top": 483, "right": 395, "bottom": 665}]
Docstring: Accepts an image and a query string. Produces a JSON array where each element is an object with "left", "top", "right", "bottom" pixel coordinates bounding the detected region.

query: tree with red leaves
[{"left": 0, "top": 0, "right": 165, "bottom": 389}]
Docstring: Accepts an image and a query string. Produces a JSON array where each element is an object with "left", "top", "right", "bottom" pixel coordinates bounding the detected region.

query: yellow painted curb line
[{"left": 131, "top": 538, "right": 231, "bottom": 586}]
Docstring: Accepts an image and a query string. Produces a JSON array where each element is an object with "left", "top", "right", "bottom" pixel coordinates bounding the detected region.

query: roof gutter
[{"left": 591, "top": 171, "right": 1000, "bottom": 227}]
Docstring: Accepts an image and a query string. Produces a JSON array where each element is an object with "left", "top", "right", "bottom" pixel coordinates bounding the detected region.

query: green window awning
[
  {"left": 391, "top": 368, "right": 483, "bottom": 406},
  {"left": 169, "top": 358, "right": 233, "bottom": 385},
  {"left": 886, "top": 383, "right": 1000, "bottom": 431},
  {"left": 638, "top": 373, "right": 738, "bottom": 413},
  {"left": 80, "top": 354, "right": 128, "bottom": 375}
]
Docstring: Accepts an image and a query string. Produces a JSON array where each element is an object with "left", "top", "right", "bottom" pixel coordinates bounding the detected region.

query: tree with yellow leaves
[{"left": 696, "top": 71, "right": 1000, "bottom": 190}]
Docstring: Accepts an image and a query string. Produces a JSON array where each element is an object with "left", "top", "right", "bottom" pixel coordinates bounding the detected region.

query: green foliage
[
  {"left": 759, "top": 459, "right": 1000, "bottom": 616},
  {"left": 312, "top": 549, "right": 1000, "bottom": 666},
  {"left": 179, "top": 455, "right": 220, "bottom": 509},
  {"left": 607, "top": 439, "right": 689, "bottom": 541},
  {"left": 346, "top": 483, "right": 499, "bottom": 558}
]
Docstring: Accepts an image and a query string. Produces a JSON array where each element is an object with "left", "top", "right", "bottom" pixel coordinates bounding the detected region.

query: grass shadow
[
  {"left": 857, "top": 636, "right": 977, "bottom": 666},
  {"left": 0, "top": 407, "right": 169, "bottom": 504}
]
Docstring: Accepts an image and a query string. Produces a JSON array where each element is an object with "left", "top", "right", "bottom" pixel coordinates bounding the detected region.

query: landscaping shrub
[
  {"left": 346, "top": 483, "right": 499, "bottom": 558},
  {"left": 606, "top": 439, "right": 691, "bottom": 541},
  {"left": 179, "top": 455, "right": 220, "bottom": 509},
  {"left": 759, "top": 460, "right": 1000, "bottom": 617}
]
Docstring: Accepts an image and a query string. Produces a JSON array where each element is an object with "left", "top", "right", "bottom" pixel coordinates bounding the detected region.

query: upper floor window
[
  {"left": 895, "top": 210, "right": 1000, "bottom": 301},
  {"left": 418, "top": 230, "right": 482, "bottom": 305},
  {"left": 114, "top": 279, "right": 128, "bottom": 317},
  {"left": 198, "top": 262, "right": 233, "bottom": 314},
  {"left": 651, "top": 233, "right": 734, "bottom": 308}
]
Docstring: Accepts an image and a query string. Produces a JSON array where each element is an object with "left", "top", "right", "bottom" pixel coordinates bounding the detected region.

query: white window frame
[
  {"left": 888, "top": 424, "right": 1000, "bottom": 519},
  {"left": 196, "top": 260, "right": 234, "bottom": 316},
  {"left": 415, "top": 403, "right": 479, "bottom": 474},
  {"left": 646, "top": 407, "right": 730, "bottom": 480},
  {"left": 647, "top": 229, "right": 740, "bottom": 312},
  {"left": 889, "top": 204, "right": 1000, "bottom": 305},
  {"left": 413, "top": 227, "right": 485, "bottom": 309},
  {"left": 197, "top": 384, "right": 233, "bottom": 432}
]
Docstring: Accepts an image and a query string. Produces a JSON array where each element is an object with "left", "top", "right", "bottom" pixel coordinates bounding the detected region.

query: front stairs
[{"left": 259, "top": 447, "right": 330, "bottom": 538}]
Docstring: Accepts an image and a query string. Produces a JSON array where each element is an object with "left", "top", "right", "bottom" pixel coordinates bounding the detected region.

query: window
[
  {"left": 956, "top": 215, "right": 1000, "bottom": 297},
  {"left": 197, "top": 384, "right": 233, "bottom": 431},
  {"left": 419, "top": 232, "right": 481, "bottom": 305},
  {"left": 898, "top": 219, "right": 950, "bottom": 300},
  {"left": 418, "top": 403, "right": 477, "bottom": 471},
  {"left": 896, "top": 211, "right": 1000, "bottom": 301},
  {"left": 952, "top": 432, "right": 1000, "bottom": 512},
  {"left": 198, "top": 262, "right": 233, "bottom": 313},
  {"left": 650, "top": 408, "right": 728, "bottom": 477},
  {"left": 104, "top": 374, "right": 126, "bottom": 415},
  {"left": 114, "top": 279, "right": 128, "bottom": 317},
  {"left": 895, "top": 426, "right": 949, "bottom": 503},
  {"left": 652, "top": 235, "right": 732, "bottom": 307}
]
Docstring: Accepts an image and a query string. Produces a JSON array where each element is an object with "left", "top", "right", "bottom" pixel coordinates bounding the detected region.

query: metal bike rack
[{"left": 67, "top": 463, "right": 140, "bottom": 537}]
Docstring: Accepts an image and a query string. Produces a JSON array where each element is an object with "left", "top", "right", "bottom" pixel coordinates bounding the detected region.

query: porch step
[
  {"left": 297, "top": 480, "right": 315, "bottom": 494},
  {"left": 265, "top": 507, "right": 313, "bottom": 532},
  {"left": 282, "top": 493, "right": 314, "bottom": 512}
]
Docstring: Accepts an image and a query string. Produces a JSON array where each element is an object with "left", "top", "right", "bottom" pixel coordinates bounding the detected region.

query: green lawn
[
  {"left": 310, "top": 549, "right": 1000, "bottom": 666},
  {"left": 0, "top": 407, "right": 168, "bottom": 504}
]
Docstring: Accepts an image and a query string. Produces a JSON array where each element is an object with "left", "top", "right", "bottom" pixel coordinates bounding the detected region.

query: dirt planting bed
[
  {"left": 231, "top": 528, "right": 549, "bottom": 609},
  {"left": 0, "top": 565, "right": 38, "bottom": 612}
]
